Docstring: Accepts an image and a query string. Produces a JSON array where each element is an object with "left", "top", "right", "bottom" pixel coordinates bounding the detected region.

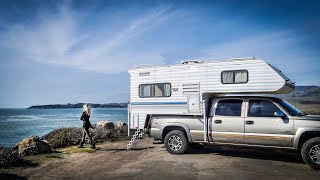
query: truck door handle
[
  {"left": 245, "top": 120, "right": 254, "bottom": 125},
  {"left": 214, "top": 120, "right": 222, "bottom": 124}
]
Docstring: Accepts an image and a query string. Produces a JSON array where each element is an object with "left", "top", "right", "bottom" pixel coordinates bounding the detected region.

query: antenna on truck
[{"left": 292, "top": 82, "right": 297, "bottom": 109}]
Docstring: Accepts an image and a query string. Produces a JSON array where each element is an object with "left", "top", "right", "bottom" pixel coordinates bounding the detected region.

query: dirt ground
[{"left": 1, "top": 137, "right": 319, "bottom": 180}]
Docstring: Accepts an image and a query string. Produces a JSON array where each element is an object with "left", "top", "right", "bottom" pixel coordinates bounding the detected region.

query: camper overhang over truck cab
[{"left": 127, "top": 57, "right": 294, "bottom": 132}]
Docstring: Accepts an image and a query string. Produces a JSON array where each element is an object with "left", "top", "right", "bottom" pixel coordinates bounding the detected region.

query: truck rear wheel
[
  {"left": 164, "top": 130, "right": 189, "bottom": 154},
  {"left": 301, "top": 137, "right": 320, "bottom": 170}
]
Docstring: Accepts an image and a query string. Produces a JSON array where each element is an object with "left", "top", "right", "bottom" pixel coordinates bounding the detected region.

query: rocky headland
[
  {"left": 0, "top": 120, "right": 128, "bottom": 168},
  {"left": 27, "top": 103, "right": 127, "bottom": 109}
]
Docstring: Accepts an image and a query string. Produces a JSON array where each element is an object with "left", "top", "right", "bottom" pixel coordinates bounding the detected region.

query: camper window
[
  {"left": 139, "top": 83, "right": 171, "bottom": 98},
  {"left": 221, "top": 70, "right": 248, "bottom": 84}
]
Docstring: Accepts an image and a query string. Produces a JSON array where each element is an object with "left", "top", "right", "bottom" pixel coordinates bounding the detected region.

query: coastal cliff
[{"left": 27, "top": 103, "right": 127, "bottom": 109}]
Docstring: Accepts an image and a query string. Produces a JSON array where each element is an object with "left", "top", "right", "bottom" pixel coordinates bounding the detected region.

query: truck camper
[
  {"left": 127, "top": 57, "right": 294, "bottom": 130},
  {"left": 127, "top": 57, "right": 320, "bottom": 169}
]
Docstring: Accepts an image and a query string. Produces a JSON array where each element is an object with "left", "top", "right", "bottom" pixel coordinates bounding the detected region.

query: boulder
[
  {"left": 114, "top": 121, "right": 128, "bottom": 134},
  {"left": 13, "top": 136, "right": 51, "bottom": 156},
  {"left": 94, "top": 121, "right": 115, "bottom": 140},
  {"left": 96, "top": 121, "right": 114, "bottom": 130}
]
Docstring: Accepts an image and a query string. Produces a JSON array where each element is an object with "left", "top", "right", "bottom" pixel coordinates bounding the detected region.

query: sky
[{"left": 0, "top": 0, "right": 319, "bottom": 108}]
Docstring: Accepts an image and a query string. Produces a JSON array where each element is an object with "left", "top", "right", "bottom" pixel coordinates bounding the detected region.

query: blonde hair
[{"left": 83, "top": 104, "right": 91, "bottom": 116}]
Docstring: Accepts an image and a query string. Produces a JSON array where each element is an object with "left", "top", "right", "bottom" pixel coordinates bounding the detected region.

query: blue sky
[{"left": 0, "top": 0, "right": 319, "bottom": 108}]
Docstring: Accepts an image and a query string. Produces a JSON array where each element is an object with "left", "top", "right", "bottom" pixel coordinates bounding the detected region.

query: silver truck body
[{"left": 150, "top": 96, "right": 320, "bottom": 150}]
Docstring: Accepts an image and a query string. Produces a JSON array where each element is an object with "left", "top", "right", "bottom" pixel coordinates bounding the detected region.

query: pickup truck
[{"left": 149, "top": 96, "right": 320, "bottom": 169}]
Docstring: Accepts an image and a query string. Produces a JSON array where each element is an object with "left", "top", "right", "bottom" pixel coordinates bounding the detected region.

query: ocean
[{"left": 0, "top": 108, "right": 128, "bottom": 147}]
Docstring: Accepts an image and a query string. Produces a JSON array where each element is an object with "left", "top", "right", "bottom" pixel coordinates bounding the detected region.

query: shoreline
[
  {"left": 0, "top": 108, "right": 128, "bottom": 147},
  {"left": 27, "top": 103, "right": 127, "bottom": 109},
  {"left": 0, "top": 120, "right": 129, "bottom": 168}
]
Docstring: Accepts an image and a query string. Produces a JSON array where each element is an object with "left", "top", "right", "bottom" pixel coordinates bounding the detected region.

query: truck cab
[{"left": 208, "top": 96, "right": 299, "bottom": 146}]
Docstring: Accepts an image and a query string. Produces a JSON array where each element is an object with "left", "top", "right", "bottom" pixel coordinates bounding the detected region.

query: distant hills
[
  {"left": 27, "top": 103, "right": 127, "bottom": 109},
  {"left": 274, "top": 85, "right": 320, "bottom": 115},
  {"left": 278, "top": 85, "right": 320, "bottom": 104},
  {"left": 27, "top": 86, "right": 320, "bottom": 109}
]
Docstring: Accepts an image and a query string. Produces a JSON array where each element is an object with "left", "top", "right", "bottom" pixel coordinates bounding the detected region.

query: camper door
[{"left": 183, "top": 83, "right": 200, "bottom": 113}]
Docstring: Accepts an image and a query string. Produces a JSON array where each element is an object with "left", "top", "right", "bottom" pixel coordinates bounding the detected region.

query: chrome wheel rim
[
  {"left": 309, "top": 144, "right": 320, "bottom": 164},
  {"left": 168, "top": 135, "right": 182, "bottom": 151}
]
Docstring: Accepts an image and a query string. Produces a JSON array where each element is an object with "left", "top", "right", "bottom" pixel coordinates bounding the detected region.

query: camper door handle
[
  {"left": 214, "top": 120, "right": 222, "bottom": 124},
  {"left": 245, "top": 120, "right": 254, "bottom": 125}
]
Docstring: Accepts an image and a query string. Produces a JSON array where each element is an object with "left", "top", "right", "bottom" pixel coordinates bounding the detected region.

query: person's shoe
[
  {"left": 78, "top": 143, "right": 84, "bottom": 148},
  {"left": 90, "top": 143, "right": 96, "bottom": 149}
]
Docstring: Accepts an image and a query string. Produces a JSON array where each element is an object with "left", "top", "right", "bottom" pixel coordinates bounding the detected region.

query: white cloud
[
  {"left": 1, "top": 4, "right": 173, "bottom": 73},
  {"left": 0, "top": 3, "right": 318, "bottom": 85},
  {"left": 197, "top": 32, "right": 320, "bottom": 85}
]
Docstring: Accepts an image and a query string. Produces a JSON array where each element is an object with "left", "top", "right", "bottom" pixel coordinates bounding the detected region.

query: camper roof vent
[
  {"left": 181, "top": 60, "right": 204, "bottom": 64},
  {"left": 227, "top": 57, "right": 257, "bottom": 61},
  {"left": 133, "top": 64, "right": 155, "bottom": 68}
]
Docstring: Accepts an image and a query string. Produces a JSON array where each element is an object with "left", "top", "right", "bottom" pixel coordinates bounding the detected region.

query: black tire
[
  {"left": 164, "top": 130, "right": 189, "bottom": 154},
  {"left": 301, "top": 137, "right": 320, "bottom": 170},
  {"left": 189, "top": 143, "right": 205, "bottom": 149}
]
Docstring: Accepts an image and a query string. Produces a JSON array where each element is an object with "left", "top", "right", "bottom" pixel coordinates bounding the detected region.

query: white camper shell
[{"left": 128, "top": 57, "right": 295, "bottom": 130}]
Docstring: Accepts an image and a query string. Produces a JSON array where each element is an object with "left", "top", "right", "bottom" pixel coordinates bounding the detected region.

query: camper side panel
[{"left": 201, "top": 60, "right": 286, "bottom": 94}]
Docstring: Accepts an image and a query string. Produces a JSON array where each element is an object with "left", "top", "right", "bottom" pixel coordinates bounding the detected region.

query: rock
[
  {"left": 13, "top": 136, "right": 51, "bottom": 156},
  {"left": 94, "top": 121, "right": 115, "bottom": 140},
  {"left": 114, "top": 121, "right": 128, "bottom": 134},
  {"left": 96, "top": 121, "right": 114, "bottom": 130}
]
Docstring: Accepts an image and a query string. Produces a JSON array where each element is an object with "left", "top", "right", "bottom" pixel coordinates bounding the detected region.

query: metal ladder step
[{"left": 127, "top": 129, "right": 145, "bottom": 150}]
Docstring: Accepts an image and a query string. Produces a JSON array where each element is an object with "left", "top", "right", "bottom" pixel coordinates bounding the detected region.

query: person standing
[{"left": 79, "top": 104, "right": 95, "bottom": 149}]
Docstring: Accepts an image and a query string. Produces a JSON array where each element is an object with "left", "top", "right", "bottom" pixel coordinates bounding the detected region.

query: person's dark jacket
[{"left": 80, "top": 112, "right": 93, "bottom": 129}]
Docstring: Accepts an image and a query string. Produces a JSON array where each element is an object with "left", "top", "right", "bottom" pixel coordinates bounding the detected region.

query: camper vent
[
  {"left": 181, "top": 60, "right": 204, "bottom": 65},
  {"left": 182, "top": 83, "right": 200, "bottom": 94},
  {"left": 227, "top": 57, "right": 256, "bottom": 61},
  {"left": 133, "top": 64, "right": 155, "bottom": 68}
]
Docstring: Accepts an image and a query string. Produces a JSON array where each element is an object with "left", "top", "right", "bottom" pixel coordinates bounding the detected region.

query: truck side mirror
[{"left": 274, "top": 110, "right": 286, "bottom": 118}]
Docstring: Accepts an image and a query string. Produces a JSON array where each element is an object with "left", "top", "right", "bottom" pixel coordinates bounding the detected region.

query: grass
[
  {"left": 41, "top": 153, "right": 64, "bottom": 159},
  {"left": 293, "top": 103, "right": 320, "bottom": 115},
  {"left": 63, "top": 146, "right": 97, "bottom": 154},
  {"left": 38, "top": 147, "right": 96, "bottom": 161},
  {"left": 110, "top": 134, "right": 131, "bottom": 142}
]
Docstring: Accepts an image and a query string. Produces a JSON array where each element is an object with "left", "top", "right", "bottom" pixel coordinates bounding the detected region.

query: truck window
[
  {"left": 139, "top": 83, "right": 171, "bottom": 98},
  {"left": 276, "top": 99, "right": 305, "bottom": 116},
  {"left": 248, "top": 100, "right": 280, "bottom": 117},
  {"left": 215, "top": 99, "right": 243, "bottom": 116}
]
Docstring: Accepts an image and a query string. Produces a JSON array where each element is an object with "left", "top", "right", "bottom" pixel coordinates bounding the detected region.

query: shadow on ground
[
  {"left": 99, "top": 146, "right": 154, "bottom": 152},
  {"left": 16, "top": 158, "right": 39, "bottom": 168},
  {"left": 186, "top": 144, "right": 304, "bottom": 164},
  {"left": 0, "top": 173, "right": 27, "bottom": 180}
]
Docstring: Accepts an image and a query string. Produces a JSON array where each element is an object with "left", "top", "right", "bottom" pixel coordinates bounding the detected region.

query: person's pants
[{"left": 81, "top": 127, "right": 94, "bottom": 145}]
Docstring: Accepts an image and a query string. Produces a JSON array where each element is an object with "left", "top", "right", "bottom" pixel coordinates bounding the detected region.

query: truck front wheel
[
  {"left": 164, "top": 130, "right": 189, "bottom": 154},
  {"left": 301, "top": 137, "right": 320, "bottom": 170}
]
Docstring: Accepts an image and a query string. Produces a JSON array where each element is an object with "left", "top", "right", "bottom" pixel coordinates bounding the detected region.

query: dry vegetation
[
  {"left": 282, "top": 86, "right": 320, "bottom": 115},
  {"left": 0, "top": 147, "right": 21, "bottom": 168}
]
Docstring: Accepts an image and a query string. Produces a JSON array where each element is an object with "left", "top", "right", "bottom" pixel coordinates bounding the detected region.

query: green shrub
[
  {"left": 42, "top": 124, "right": 130, "bottom": 148},
  {"left": 42, "top": 128, "right": 82, "bottom": 148},
  {"left": 0, "top": 147, "right": 21, "bottom": 168}
]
